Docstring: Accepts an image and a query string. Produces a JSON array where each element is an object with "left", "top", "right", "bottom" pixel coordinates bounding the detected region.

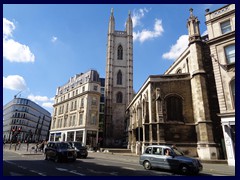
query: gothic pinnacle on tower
[
  {"left": 187, "top": 8, "right": 201, "bottom": 44},
  {"left": 108, "top": 8, "right": 115, "bottom": 34},
  {"left": 126, "top": 10, "right": 133, "bottom": 36}
]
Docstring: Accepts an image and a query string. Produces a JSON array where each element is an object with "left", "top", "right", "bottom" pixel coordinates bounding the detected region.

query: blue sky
[{"left": 3, "top": 4, "right": 226, "bottom": 114}]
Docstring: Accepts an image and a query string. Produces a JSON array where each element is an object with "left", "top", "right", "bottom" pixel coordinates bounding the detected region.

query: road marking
[
  {"left": 69, "top": 170, "right": 86, "bottom": 176},
  {"left": 56, "top": 167, "right": 86, "bottom": 176},
  {"left": 9, "top": 172, "right": 24, "bottom": 176},
  {"left": 29, "top": 170, "right": 47, "bottom": 176},
  {"left": 5, "top": 161, "right": 46, "bottom": 176},
  {"left": 87, "top": 168, "right": 118, "bottom": 176}
]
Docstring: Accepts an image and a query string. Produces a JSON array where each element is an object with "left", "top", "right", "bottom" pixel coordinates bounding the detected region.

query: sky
[{"left": 3, "top": 4, "right": 227, "bottom": 114}]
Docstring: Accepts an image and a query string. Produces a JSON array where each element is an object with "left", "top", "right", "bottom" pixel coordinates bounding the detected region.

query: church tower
[
  {"left": 187, "top": 8, "right": 219, "bottom": 159},
  {"left": 104, "top": 9, "right": 134, "bottom": 147}
]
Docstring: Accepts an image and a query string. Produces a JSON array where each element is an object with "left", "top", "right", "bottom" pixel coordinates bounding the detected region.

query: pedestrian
[
  {"left": 15, "top": 142, "right": 18, "bottom": 151},
  {"left": 17, "top": 141, "right": 21, "bottom": 150},
  {"left": 35, "top": 143, "right": 39, "bottom": 153},
  {"left": 25, "top": 140, "right": 29, "bottom": 151},
  {"left": 40, "top": 141, "right": 44, "bottom": 152},
  {"left": 9, "top": 141, "right": 12, "bottom": 150},
  {"left": 43, "top": 140, "right": 47, "bottom": 153}
]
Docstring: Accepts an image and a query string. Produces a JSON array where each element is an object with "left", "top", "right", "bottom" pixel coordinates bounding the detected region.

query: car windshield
[
  {"left": 172, "top": 148, "right": 184, "bottom": 156},
  {"left": 73, "top": 142, "right": 83, "bottom": 148},
  {"left": 58, "top": 143, "right": 72, "bottom": 149}
]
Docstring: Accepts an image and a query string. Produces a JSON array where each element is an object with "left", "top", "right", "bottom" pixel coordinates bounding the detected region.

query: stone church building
[{"left": 126, "top": 5, "right": 235, "bottom": 162}]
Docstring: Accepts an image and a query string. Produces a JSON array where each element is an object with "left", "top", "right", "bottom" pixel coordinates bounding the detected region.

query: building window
[
  {"left": 69, "top": 116, "right": 72, "bottom": 127},
  {"left": 116, "top": 92, "right": 123, "bottom": 103},
  {"left": 65, "top": 103, "right": 68, "bottom": 113},
  {"left": 117, "top": 70, "right": 122, "bottom": 85},
  {"left": 117, "top": 45, "right": 123, "bottom": 60},
  {"left": 92, "top": 97, "right": 97, "bottom": 106},
  {"left": 224, "top": 44, "right": 235, "bottom": 64},
  {"left": 166, "top": 95, "right": 183, "bottom": 122},
  {"left": 220, "top": 20, "right": 231, "bottom": 34},
  {"left": 71, "top": 101, "right": 74, "bottom": 111},
  {"left": 79, "top": 113, "right": 83, "bottom": 125},
  {"left": 64, "top": 117, "right": 67, "bottom": 127},
  {"left": 90, "top": 111, "right": 97, "bottom": 125},
  {"left": 230, "top": 79, "right": 235, "bottom": 108},
  {"left": 101, "top": 87, "right": 104, "bottom": 94},
  {"left": 81, "top": 98, "right": 84, "bottom": 107},
  {"left": 94, "top": 85, "right": 98, "bottom": 91},
  {"left": 100, "top": 104, "right": 105, "bottom": 113},
  {"left": 74, "top": 100, "right": 77, "bottom": 110},
  {"left": 72, "top": 115, "right": 76, "bottom": 126}
]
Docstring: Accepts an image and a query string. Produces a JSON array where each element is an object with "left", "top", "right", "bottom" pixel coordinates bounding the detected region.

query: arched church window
[
  {"left": 117, "top": 70, "right": 122, "bottom": 85},
  {"left": 166, "top": 95, "right": 183, "bottom": 122},
  {"left": 117, "top": 45, "right": 123, "bottom": 60},
  {"left": 116, "top": 92, "right": 123, "bottom": 103}
]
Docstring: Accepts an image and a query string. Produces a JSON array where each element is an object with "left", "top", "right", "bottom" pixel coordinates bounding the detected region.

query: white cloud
[
  {"left": 51, "top": 36, "right": 58, "bottom": 42},
  {"left": 132, "top": 8, "right": 149, "bottom": 28},
  {"left": 3, "top": 75, "right": 27, "bottom": 91},
  {"left": 3, "top": 18, "right": 15, "bottom": 39},
  {"left": 3, "top": 39, "right": 35, "bottom": 62},
  {"left": 162, "top": 35, "right": 189, "bottom": 60},
  {"left": 27, "top": 94, "right": 54, "bottom": 111},
  {"left": 42, "top": 102, "right": 54, "bottom": 108},
  {"left": 3, "top": 18, "right": 35, "bottom": 63},
  {"left": 27, "top": 94, "right": 49, "bottom": 102},
  {"left": 133, "top": 19, "right": 164, "bottom": 43}
]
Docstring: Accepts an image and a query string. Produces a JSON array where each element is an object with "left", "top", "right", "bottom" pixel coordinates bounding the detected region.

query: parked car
[
  {"left": 139, "top": 145, "right": 202, "bottom": 175},
  {"left": 68, "top": 141, "right": 88, "bottom": 158},
  {"left": 44, "top": 141, "right": 77, "bottom": 162}
]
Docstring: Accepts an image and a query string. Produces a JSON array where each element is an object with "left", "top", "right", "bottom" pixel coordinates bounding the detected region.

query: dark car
[
  {"left": 139, "top": 145, "right": 203, "bottom": 175},
  {"left": 44, "top": 141, "right": 77, "bottom": 162},
  {"left": 68, "top": 141, "right": 88, "bottom": 158}
]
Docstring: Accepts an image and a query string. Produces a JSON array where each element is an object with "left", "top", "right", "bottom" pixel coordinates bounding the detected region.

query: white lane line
[
  {"left": 56, "top": 167, "right": 86, "bottom": 176},
  {"left": 9, "top": 172, "right": 24, "bottom": 176}
]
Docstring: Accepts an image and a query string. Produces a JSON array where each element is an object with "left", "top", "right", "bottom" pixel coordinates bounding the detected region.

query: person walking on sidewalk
[{"left": 17, "top": 141, "right": 21, "bottom": 150}]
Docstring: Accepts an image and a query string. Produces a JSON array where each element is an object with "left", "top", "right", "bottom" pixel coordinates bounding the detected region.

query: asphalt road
[{"left": 3, "top": 149, "right": 228, "bottom": 176}]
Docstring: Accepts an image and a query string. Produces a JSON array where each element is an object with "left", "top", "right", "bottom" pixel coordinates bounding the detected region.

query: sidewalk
[
  {"left": 3, "top": 143, "right": 44, "bottom": 155},
  {"left": 3, "top": 143, "right": 235, "bottom": 176}
]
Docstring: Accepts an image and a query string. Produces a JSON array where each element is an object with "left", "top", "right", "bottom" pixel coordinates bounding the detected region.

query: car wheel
[
  {"left": 143, "top": 161, "right": 152, "bottom": 170},
  {"left": 179, "top": 164, "right": 190, "bottom": 175}
]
